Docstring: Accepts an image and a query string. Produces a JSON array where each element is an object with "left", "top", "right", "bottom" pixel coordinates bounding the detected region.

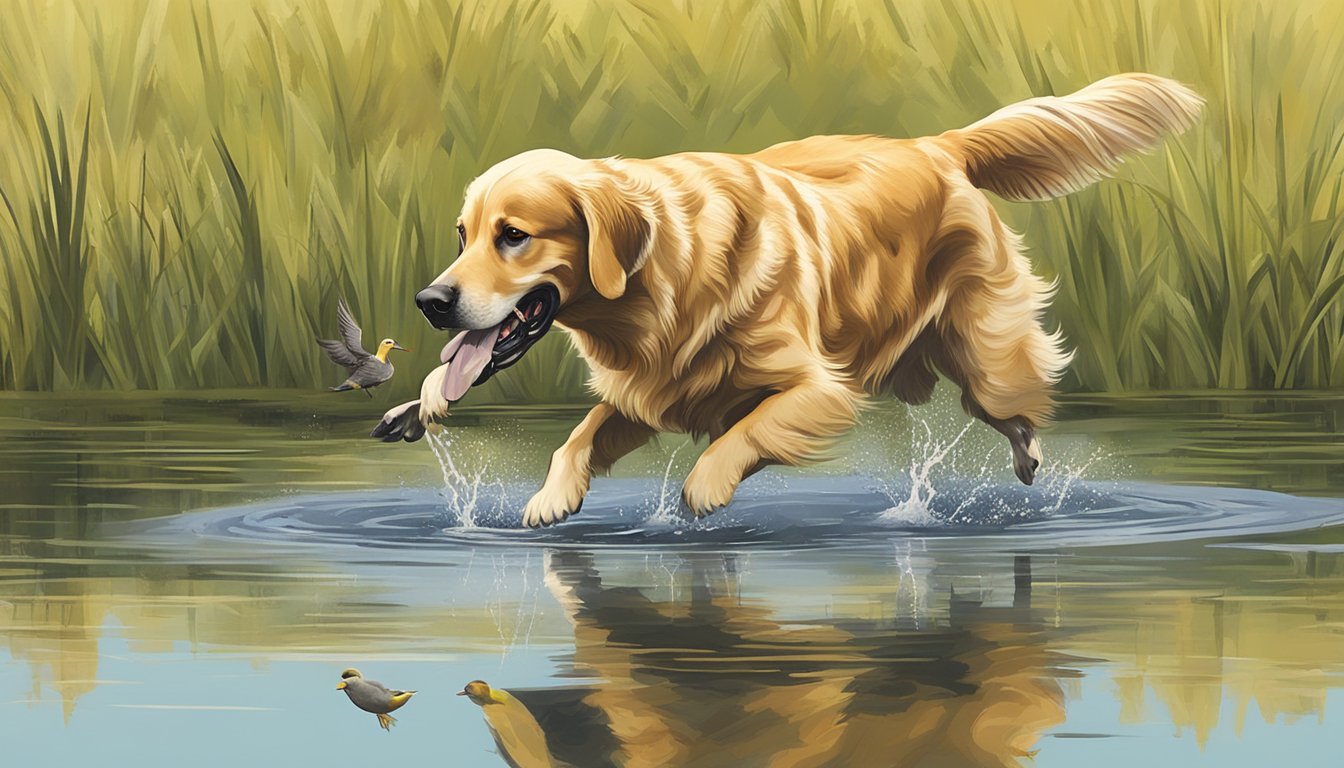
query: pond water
[{"left": 2, "top": 390, "right": 1341, "bottom": 766}]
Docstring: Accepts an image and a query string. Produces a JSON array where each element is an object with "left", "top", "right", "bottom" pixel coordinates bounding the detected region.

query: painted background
[
  {"left": 2, "top": 3, "right": 1342, "bottom": 767},
  {"left": 0, "top": 0, "right": 1340, "bottom": 397}
]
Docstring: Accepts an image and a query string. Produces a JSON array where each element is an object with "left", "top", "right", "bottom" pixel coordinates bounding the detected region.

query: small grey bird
[
  {"left": 317, "top": 298, "right": 407, "bottom": 396},
  {"left": 337, "top": 668, "right": 417, "bottom": 730}
]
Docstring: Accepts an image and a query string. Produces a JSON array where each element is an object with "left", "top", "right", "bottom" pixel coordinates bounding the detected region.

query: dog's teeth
[{"left": 513, "top": 307, "right": 527, "bottom": 322}]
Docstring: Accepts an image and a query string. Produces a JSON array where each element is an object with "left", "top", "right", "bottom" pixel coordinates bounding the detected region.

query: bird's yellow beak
[{"left": 336, "top": 681, "right": 347, "bottom": 690}]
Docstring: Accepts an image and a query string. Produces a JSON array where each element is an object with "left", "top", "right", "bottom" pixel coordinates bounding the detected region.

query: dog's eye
[
  {"left": 501, "top": 226, "right": 530, "bottom": 246},
  {"left": 457, "top": 225, "right": 466, "bottom": 255}
]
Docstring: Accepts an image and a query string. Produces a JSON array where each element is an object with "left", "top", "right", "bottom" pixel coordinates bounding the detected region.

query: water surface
[{"left": 2, "top": 391, "right": 1341, "bottom": 766}]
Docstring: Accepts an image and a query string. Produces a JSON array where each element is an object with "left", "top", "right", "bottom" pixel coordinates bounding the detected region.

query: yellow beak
[{"left": 336, "top": 681, "right": 347, "bottom": 690}]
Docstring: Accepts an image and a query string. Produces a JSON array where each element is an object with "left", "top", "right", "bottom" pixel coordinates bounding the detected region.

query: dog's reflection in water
[{"left": 477, "top": 552, "right": 1066, "bottom": 768}]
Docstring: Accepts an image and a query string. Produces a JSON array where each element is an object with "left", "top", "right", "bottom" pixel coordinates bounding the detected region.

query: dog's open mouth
[{"left": 435, "top": 285, "right": 560, "bottom": 401}]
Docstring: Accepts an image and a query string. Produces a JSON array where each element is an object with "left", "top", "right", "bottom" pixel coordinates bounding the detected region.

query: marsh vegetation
[{"left": 0, "top": 0, "right": 1340, "bottom": 396}]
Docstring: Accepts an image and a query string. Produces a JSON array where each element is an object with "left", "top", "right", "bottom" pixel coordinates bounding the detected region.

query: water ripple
[{"left": 140, "top": 475, "right": 1344, "bottom": 553}]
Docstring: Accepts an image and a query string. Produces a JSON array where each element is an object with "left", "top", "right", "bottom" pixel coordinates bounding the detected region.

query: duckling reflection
[
  {"left": 459, "top": 680, "right": 564, "bottom": 768},
  {"left": 472, "top": 551, "right": 1066, "bottom": 768},
  {"left": 337, "top": 667, "right": 417, "bottom": 730}
]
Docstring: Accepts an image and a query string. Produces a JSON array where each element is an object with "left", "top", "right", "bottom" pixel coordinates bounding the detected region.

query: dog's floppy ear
[{"left": 574, "top": 172, "right": 657, "bottom": 300}]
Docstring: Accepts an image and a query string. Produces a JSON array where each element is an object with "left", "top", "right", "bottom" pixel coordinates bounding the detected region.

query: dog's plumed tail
[{"left": 940, "top": 73, "right": 1203, "bottom": 202}]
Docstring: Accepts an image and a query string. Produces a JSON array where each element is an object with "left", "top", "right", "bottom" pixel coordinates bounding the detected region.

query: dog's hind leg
[
  {"left": 523, "top": 403, "right": 655, "bottom": 527},
  {"left": 933, "top": 324, "right": 1057, "bottom": 485},
  {"left": 931, "top": 226, "right": 1070, "bottom": 486},
  {"left": 882, "top": 326, "right": 941, "bottom": 406},
  {"left": 681, "top": 377, "right": 860, "bottom": 516},
  {"left": 963, "top": 397, "right": 1044, "bottom": 485}
]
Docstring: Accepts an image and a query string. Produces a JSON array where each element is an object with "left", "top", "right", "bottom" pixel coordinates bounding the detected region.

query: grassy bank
[{"left": 0, "top": 0, "right": 1341, "bottom": 399}]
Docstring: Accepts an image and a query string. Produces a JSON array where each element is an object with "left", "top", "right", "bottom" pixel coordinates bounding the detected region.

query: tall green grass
[{"left": 0, "top": 0, "right": 1340, "bottom": 399}]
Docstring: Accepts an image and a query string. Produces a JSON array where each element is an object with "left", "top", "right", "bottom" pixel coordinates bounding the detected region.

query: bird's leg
[{"left": 377, "top": 713, "right": 396, "bottom": 730}]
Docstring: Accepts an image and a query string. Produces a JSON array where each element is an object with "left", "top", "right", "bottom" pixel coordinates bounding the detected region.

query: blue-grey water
[{"left": 2, "top": 391, "right": 1342, "bottom": 766}]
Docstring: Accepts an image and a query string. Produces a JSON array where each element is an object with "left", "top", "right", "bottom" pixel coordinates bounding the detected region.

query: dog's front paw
[
  {"left": 522, "top": 483, "right": 586, "bottom": 528},
  {"left": 680, "top": 460, "right": 741, "bottom": 518},
  {"left": 370, "top": 400, "right": 425, "bottom": 443}
]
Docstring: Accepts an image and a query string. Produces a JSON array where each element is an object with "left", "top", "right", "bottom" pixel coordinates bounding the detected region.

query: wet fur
[{"left": 437, "top": 74, "right": 1202, "bottom": 526}]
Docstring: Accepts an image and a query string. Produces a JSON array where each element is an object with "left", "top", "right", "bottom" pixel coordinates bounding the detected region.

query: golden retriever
[{"left": 380, "top": 73, "right": 1201, "bottom": 527}]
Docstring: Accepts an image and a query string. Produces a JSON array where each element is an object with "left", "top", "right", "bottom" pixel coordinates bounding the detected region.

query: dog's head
[{"left": 415, "top": 149, "right": 657, "bottom": 391}]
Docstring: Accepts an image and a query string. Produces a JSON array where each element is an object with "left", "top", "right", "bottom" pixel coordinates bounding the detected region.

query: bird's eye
[
  {"left": 457, "top": 225, "right": 466, "bottom": 255},
  {"left": 501, "top": 226, "right": 530, "bottom": 247}
]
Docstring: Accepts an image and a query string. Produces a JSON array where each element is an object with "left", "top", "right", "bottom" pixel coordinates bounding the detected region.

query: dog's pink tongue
[{"left": 439, "top": 327, "right": 498, "bottom": 402}]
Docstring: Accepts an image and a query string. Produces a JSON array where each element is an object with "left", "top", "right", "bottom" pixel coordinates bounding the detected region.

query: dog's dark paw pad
[
  {"left": 371, "top": 400, "right": 424, "bottom": 443},
  {"left": 1013, "top": 458, "right": 1037, "bottom": 486},
  {"left": 1012, "top": 435, "right": 1043, "bottom": 485}
]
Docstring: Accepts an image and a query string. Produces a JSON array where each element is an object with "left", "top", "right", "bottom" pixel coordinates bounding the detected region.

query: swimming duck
[
  {"left": 337, "top": 668, "right": 417, "bottom": 730},
  {"left": 317, "top": 298, "right": 406, "bottom": 396},
  {"left": 459, "top": 680, "right": 559, "bottom": 767}
]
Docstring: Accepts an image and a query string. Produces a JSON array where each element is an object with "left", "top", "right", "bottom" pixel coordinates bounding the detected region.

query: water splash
[
  {"left": 1038, "top": 450, "right": 1106, "bottom": 515},
  {"left": 945, "top": 466, "right": 997, "bottom": 525},
  {"left": 426, "top": 429, "right": 505, "bottom": 528},
  {"left": 645, "top": 441, "right": 689, "bottom": 524},
  {"left": 875, "top": 408, "right": 1107, "bottom": 527},
  {"left": 879, "top": 416, "right": 975, "bottom": 523}
]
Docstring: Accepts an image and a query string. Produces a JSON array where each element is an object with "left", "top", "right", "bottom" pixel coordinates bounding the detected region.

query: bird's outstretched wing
[
  {"left": 316, "top": 338, "right": 361, "bottom": 370},
  {"left": 336, "top": 297, "right": 369, "bottom": 358}
]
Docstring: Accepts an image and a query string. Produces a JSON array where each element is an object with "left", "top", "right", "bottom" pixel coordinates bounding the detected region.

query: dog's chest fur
[{"left": 562, "top": 318, "right": 780, "bottom": 439}]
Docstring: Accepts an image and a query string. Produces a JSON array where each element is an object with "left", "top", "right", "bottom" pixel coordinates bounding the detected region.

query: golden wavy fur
[{"left": 431, "top": 73, "right": 1202, "bottom": 527}]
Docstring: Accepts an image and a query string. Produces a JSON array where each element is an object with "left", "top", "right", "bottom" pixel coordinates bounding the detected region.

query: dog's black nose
[{"left": 415, "top": 284, "right": 459, "bottom": 328}]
